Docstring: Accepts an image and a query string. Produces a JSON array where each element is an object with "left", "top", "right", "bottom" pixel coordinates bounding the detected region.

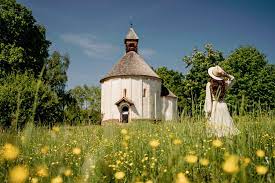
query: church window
[
  {"left": 143, "top": 88, "right": 146, "bottom": 97},
  {"left": 123, "top": 89, "right": 127, "bottom": 97}
]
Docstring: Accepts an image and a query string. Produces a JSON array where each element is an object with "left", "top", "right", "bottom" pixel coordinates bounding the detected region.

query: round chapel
[{"left": 100, "top": 27, "right": 178, "bottom": 123}]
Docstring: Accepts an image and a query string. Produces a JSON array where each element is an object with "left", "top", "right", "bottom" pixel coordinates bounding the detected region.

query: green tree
[
  {"left": 155, "top": 67, "right": 185, "bottom": 111},
  {"left": 0, "top": 0, "right": 50, "bottom": 77},
  {"left": 0, "top": 73, "right": 60, "bottom": 128},
  {"left": 182, "top": 44, "right": 224, "bottom": 115},
  {"left": 221, "top": 46, "right": 275, "bottom": 114},
  {"left": 66, "top": 85, "right": 101, "bottom": 124}
]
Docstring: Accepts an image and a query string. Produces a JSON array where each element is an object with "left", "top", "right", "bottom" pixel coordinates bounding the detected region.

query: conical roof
[
  {"left": 125, "top": 28, "right": 139, "bottom": 40},
  {"left": 100, "top": 51, "right": 160, "bottom": 82}
]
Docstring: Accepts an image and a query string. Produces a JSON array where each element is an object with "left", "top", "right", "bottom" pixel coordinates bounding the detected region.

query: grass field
[{"left": 0, "top": 115, "right": 275, "bottom": 183}]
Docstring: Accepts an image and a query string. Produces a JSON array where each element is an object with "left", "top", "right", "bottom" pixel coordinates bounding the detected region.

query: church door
[{"left": 121, "top": 105, "right": 129, "bottom": 123}]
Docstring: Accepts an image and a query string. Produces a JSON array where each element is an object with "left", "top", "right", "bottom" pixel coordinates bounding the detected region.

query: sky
[{"left": 17, "top": 0, "right": 275, "bottom": 88}]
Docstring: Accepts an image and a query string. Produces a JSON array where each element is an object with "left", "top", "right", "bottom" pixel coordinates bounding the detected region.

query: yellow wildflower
[
  {"left": 52, "top": 126, "right": 60, "bottom": 133},
  {"left": 184, "top": 154, "right": 198, "bottom": 164},
  {"left": 176, "top": 172, "right": 189, "bottom": 183},
  {"left": 256, "top": 150, "right": 265, "bottom": 158},
  {"left": 51, "top": 176, "right": 63, "bottom": 183},
  {"left": 72, "top": 147, "right": 81, "bottom": 155},
  {"left": 1, "top": 143, "right": 19, "bottom": 160},
  {"left": 36, "top": 165, "right": 48, "bottom": 177},
  {"left": 212, "top": 139, "right": 223, "bottom": 148},
  {"left": 256, "top": 165, "right": 268, "bottom": 175},
  {"left": 41, "top": 146, "right": 49, "bottom": 155},
  {"left": 243, "top": 157, "right": 251, "bottom": 166},
  {"left": 121, "top": 129, "right": 128, "bottom": 135},
  {"left": 31, "top": 177, "right": 39, "bottom": 183},
  {"left": 64, "top": 168, "right": 72, "bottom": 176},
  {"left": 222, "top": 155, "right": 239, "bottom": 174},
  {"left": 199, "top": 158, "right": 209, "bottom": 166},
  {"left": 149, "top": 139, "right": 160, "bottom": 149},
  {"left": 124, "top": 135, "right": 131, "bottom": 141},
  {"left": 173, "top": 139, "right": 182, "bottom": 145},
  {"left": 145, "top": 180, "right": 153, "bottom": 183},
  {"left": 9, "top": 165, "right": 29, "bottom": 183},
  {"left": 114, "top": 171, "right": 125, "bottom": 180}
]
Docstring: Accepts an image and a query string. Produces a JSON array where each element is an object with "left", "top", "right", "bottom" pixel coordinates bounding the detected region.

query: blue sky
[{"left": 17, "top": 0, "right": 275, "bottom": 88}]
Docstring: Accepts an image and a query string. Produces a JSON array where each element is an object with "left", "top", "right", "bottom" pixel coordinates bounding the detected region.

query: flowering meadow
[{"left": 0, "top": 115, "right": 275, "bottom": 183}]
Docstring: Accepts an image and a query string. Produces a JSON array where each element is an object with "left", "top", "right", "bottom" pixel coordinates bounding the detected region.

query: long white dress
[{"left": 204, "top": 75, "right": 240, "bottom": 137}]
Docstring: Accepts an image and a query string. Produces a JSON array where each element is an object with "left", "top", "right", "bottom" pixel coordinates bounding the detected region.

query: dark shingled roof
[
  {"left": 161, "top": 84, "right": 178, "bottom": 98},
  {"left": 100, "top": 51, "right": 161, "bottom": 82}
]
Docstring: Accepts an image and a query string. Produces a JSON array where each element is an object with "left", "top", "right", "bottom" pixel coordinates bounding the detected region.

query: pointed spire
[{"left": 125, "top": 27, "right": 139, "bottom": 40}]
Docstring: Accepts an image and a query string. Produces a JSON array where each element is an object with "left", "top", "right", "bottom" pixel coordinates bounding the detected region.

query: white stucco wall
[
  {"left": 101, "top": 76, "right": 162, "bottom": 122},
  {"left": 161, "top": 97, "right": 178, "bottom": 121}
]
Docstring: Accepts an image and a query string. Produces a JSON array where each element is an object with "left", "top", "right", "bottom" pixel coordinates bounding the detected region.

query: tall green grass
[{"left": 0, "top": 115, "right": 274, "bottom": 183}]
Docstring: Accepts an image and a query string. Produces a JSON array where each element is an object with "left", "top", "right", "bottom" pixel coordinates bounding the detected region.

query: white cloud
[
  {"left": 140, "top": 48, "right": 156, "bottom": 58},
  {"left": 60, "top": 33, "right": 118, "bottom": 59}
]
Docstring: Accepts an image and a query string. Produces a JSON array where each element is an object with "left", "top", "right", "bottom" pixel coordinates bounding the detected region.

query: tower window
[
  {"left": 143, "top": 88, "right": 146, "bottom": 97},
  {"left": 123, "top": 89, "right": 127, "bottom": 97}
]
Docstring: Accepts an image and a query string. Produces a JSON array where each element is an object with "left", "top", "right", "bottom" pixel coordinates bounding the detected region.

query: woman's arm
[
  {"left": 224, "top": 73, "right": 235, "bottom": 89},
  {"left": 204, "top": 82, "right": 212, "bottom": 119}
]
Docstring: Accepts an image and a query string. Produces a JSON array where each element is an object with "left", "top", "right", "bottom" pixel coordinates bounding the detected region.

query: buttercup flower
[
  {"left": 52, "top": 126, "right": 60, "bottom": 133},
  {"left": 9, "top": 165, "right": 29, "bottom": 183},
  {"left": 256, "top": 150, "right": 265, "bottom": 158},
  {"left": 36, "top": 165, "right": 48, "bottom": 177},
  {"left": 64, "top": 168, "right": 72, "bottom": 176},
  {"left": 184, "top": 155, "right": 198, "bottom": 164},
  {"left": 149, "top": 140, "right": 160, "bottom": 149},
  {"left": 199, "top": 158, "right": 209, "bottom": 166},
  {"left": 173, "top": 139, "right": 182, "bottom": 145},
  {"left": 121, "top": 129, "right": 128, "bottom": 135},
  {"left": 72, "top": 147, "right": 81, "bottom": 155},
  {"left": 176, "top": 172, "right": 189, "bottom": 183},
  {"left": 1, "top": 143, "right": 19, "bottom": 160},
  {"left": 51, "top": 176, "right": 63, "bottom": 183},
  {"left": 212, "top": 139, "right": 223, "bottom": 147},
  {"left": 222, "top": 155, "right": 239, "bottom": 174},
  {"left": 114, "top": 171, "right": 125, "bottom": 179},
  {"left": 256, "top": 165, "right": 268, "bottom": 175}
]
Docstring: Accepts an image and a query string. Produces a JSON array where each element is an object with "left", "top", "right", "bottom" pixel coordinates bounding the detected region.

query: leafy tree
[
  {"left": 0, "top": 73, "right": 60, "bottom": 128},
  {"left": 44, "top": 51, "right": 71, "bottom": 111},
  {"left": 221, "top": 46, "right": 275, "bottom": 114},
  {"left": 182, "top": 44, "right": 224, "bottom": 115},
  {"left": 0, "top": 0, "right": 50, "bottom": 77},
  {"left": 155, "top": 67, "right": 185, "bottom": 111},
  {"left": 66, "top": 85, "right": 101, "bottom": 124}
]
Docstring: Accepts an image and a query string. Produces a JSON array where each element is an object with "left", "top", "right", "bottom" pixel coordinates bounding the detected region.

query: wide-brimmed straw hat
[{"left": 208, "top": 66, "right": 225, "bottom": 80}]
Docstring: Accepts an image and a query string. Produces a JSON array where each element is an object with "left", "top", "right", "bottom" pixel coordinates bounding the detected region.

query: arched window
[
  {"left": 143, "top": 88, "right": 146, "bottom": 97},
  {"left": 123, "top": 89, "right": 127, "bottom": 97}
]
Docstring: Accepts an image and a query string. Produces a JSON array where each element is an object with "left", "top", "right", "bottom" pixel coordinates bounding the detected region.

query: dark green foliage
[
  {"left": 155, "top": 67, "right": 185, "bottom": 111},
  {"left": 0, "top": 0, "right": 50, "bottom": 77},
  {"left": 181, "top": 44, "right": 224, "bottom": 115},
  {"left": 0, "top": 73, "right": 59, "bottom": 128},
  {"left": 66, "top": 85, "right": 101, "bottom": 125},
  {"left": 0, "top": 1, "right": 71, "bottom": 127},
  {"left": 221, "top": 46, "right": 275, "bottom": 114},
  {"left": 157, "top": 44, "right": 275, "bottom": 116}
]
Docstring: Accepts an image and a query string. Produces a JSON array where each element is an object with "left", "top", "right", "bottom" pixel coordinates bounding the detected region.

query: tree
[
  {"left": 182, "top": 44, "right": 224, "bottom": 115},
  {"left": 0, "top": 0, "right": 50, "bottom": 77},
  {"left": 0, "top": 1, "right": 72, "bottom": 127},
  {"left": 221, "top": 46, "right": 275, "bottom": 114},
  {"left": 66, "top": 85, "right": 101, "bottom": 124},
  {"left": 155, "top": 67, "right": 185, "bottom": 112},
  {"left": 0, "top": 73, "right": 60, "bottom": 128}
]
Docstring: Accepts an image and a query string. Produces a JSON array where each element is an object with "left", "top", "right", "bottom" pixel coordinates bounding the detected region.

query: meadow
[{"left": 0, "top": 115, "right": 275, "bottom": 183}]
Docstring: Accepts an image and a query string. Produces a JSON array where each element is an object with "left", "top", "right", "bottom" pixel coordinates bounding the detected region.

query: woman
[{"left": 204, "top": 66, "right": 239, "bottom": 137}]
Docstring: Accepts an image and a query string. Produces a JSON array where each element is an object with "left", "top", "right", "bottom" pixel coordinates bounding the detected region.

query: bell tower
[{"left": 124, "top": 24, "right": 139, "bottom": 53}]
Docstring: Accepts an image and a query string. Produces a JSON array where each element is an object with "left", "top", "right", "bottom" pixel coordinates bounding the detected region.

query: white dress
[{"left": 204, "top": 75, "right": 240, "bottom": 137}]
